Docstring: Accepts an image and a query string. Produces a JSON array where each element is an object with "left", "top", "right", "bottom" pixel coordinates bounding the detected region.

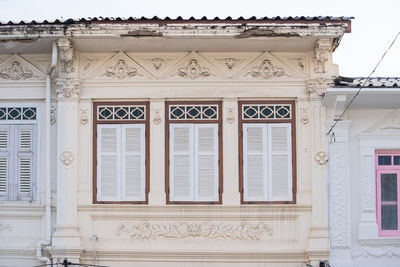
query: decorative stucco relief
[
  {"left": 0, "top": 61, "right": 33, "bottom": 80},
  {"left": 226, "top": 105, "right": 235, "bottom": 124},
  {"left": 102, "top": 60, "right": 140, "bottom": 79},
  {"left": 152, "top": 109, "right": 162, "bottom": 125},
  {"left": 118, "top": 221, "right": 273, "bottom": 240},
  {"left": 352, "top": 246, "right": 400, "bottom": 258},
  {"left": 246, "top": 59, "right": 285, "bottom": 79},
  {"left": 307, "top": 78, "right": 334, "bottom": 97},
  {"left": 315, "top": 151, "right": 328, "bottom": 165},
  {"left": 80, "top": 108, "right": 88, "bottom": 125},
  {"left": 0, "top": 223, "right": 12, "bottom": 233},
  {"left": 330, "top": 142, "right": 349, "bottom": 247},
  {"left": 381, "top": 110, "right": 400, "bottom": 130},
  {"left": 58, "top": 38, "right": 75, "bottom": 73},
  {"left": 55, "top": 78, "right": 81, "bottom": 98},
  {"left": 300, "top": 106, "right": 309, "bottom": 124},
  {"left": 50, "top": 104, "right": 57, "bottom": 125},
  {"left": 313, "top": 39, "right": 330, "bottom": 73},
  {"left": 177, "top": 59, "right": 214, "bottom": 79},
  {"left": 60, "top": 151, "right": 74, "bottom": 166},
  {"left": 362, "top": 155, "right": 374, "bottom": 210}
]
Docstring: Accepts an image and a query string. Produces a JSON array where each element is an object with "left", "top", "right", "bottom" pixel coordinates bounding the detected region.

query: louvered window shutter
[
  {"left": 170, "top": 124, "right": 194, "bottom": 201},
  {"left": 97, "top": 125, "right": 121, "bottom": 201},
  {"left": 0, "top": 125, "right": 10, "bottom": 200},
  {"left": 243, "top": 124, "right": 267, "bottom": 201},
  {"left": 122, "top": 125, "right": 145, "bottom": 201},
  {"left": 16, "top": 125, "right": 36, "bottom": 201},
  {"left": 268, "top": 123, "right": 292, "bottom": 201},
  {"left": 195, "top": 124, "right": 218, "bottom": 201}
]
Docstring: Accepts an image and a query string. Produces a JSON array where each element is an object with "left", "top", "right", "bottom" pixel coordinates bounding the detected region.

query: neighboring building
[
  {"left": 325, "top": 77, "right": 400, "bottom": 267},
  {"left": 0, "top": 16, "right": 351, "bottom": 266}
]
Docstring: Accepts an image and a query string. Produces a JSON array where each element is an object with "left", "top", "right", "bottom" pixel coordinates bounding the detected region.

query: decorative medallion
[
  {"left": 315, "top": 151, "right": 328, "bottom": 165},
  {"left": 151, "top": 58, "right": 164, "bottom": 70},
  {"left": 102, "top": 60, "right": 139, "bottom": 79},
  {"left": 0, "top": 61, "right": 33, "bottom": 80},
  {"left": 118, "top": 221, "right": 273, "bottom": 240},
  {"left": 247, "top": 60, "right": 285, "bottom": 79},
  {"left": 60, "top": 151, "right": 74, "bottom": 166},
  {"left": 177, "top": 59, "right": 213, "bottom": 79}
]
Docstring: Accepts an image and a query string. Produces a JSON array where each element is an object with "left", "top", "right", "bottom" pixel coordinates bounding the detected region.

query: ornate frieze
[
  {"left": 58, "top": 38, "right": 75, "bottom": 73},
  {"left": 177, "top": 59, "right": 213, "bottom": 79},
  {"left": 118, "top": 221, "right": 273, "bottom": 240},
  {"left": 102, "top": 60, "right": 139, "bottom": 79},
  {"left": 313, "top": 39, "right": 331, "bottom": 73},
  {"left": 0, "top": 61, "right": 33, "bottom": 80},
  {"left": 55, "top": 78, "right": 81, "bottom": 98},
  {"left": 60, "top": 151, "right": 74, "bottom": 166},
  {"left": 246, "top": 59, "right": 285, "bottom": 79}
]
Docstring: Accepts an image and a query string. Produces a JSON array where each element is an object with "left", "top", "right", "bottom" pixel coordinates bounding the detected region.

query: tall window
[
  {"left": 376, "top": 150, "right": 400, "bottom": 236},
  {"left": 166, "top": 102, "right": 222, "bottom": 204},
  {"left": 93, "top": 102, "right": 149, "bottom": 203},
  {"left": 239, "top": 101, "right": 296, "bottom": 204},
  {"left": 0, "top": 105, "right": 38, "bottom": 201}
]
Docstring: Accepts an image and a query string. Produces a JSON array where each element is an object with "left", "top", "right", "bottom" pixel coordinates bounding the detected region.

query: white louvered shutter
[
  {"left": 0, "top": 125, "right": 10, "bottom": 200},
  {"left": 195, "top": 124, "right": 218, "bottom": 201},
  {"left": 97, "top": 125, "right": 121, "bottom": 201},
  {"left": 243, "top": 124, "right": 267, "bottom": 201},
  {"left": 122, "top": 124, "right": 145, "bottom": 201},
  {"left": 268, "top": 123, "right": 292, "bottom": 201},
  {"left": 170, "top": 124, "right": 193, "bottom": 201},
  {"left": 16, "top": 125, "right": 35, "bottom": 201}
]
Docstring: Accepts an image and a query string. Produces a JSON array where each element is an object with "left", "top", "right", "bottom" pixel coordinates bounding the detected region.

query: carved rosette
[
  {"left": 307, "top": 78, "right": 334, "bottom": 97},
  {"left": 57, "top": 38, "right": 75, "bottom": 73},
  {"left": 313, "top": 39, "right": 331, "bottom": 73},
  {"left": 60, "top": 151, "right": 74, "bottom": 166},
  {"left": 177, "top": 59, "right": 213, "bottom": 79},
  {"left": 102, "top": 60, "right": 139, "bottom": 79},
  {"left": 0, "top": 61, "right": 33, "bottom": 80},
  {"left": 247, "top": 59, "right": 285, "bottom": 79},
  {"left": 315, "top": 151, "right": 328, "bottom": 165},
  {"left": 55, "top": 78, "right": 81, "bottom": 99}
]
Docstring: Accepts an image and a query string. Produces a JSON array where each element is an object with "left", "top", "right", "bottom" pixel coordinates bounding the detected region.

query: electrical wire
[{"left": 326, "top": 31, "right": 400, "bottom": 138}]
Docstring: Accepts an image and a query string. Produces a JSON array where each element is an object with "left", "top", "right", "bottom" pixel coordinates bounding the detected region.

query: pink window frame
[{"left": 376, "top": 150, "right": 400, "bottom": 237}]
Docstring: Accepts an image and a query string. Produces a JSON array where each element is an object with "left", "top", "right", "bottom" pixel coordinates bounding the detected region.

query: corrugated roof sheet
[
  {"left": 0, "top": 16, "right": 353, "bottom": 26},
  {"left": 335, "top": 76, "right": 400, "bottom": 88}
]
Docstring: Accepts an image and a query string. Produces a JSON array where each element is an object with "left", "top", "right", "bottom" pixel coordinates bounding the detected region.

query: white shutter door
[
  {"left": 195, "top": 124, "right": 218, "bottom": 201},
  {"left": 122, "top": 124, "right": 145, "bottom": 201},
  {"left": 16, "top": 125, "right": 35, "bottom": 201},
  {"left": 97, "top": 125, "right": 121, "bottom": 201},
  {"left": 170, "top": 124, "right": 193, "bottom": 201},
  {"left": 268, "top": 123, "right": 292, "bottom": 201},
  {"left": 243, "top": 124, "right": 267, "bottom": 201},
  {"left": 0, "top": 125, "right": 10, "bottom": 200}
]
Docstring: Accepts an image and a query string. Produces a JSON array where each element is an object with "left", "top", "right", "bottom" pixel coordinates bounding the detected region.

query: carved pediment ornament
[
  {"left": 151, "top": 58, "right": 164, "bottom": 70},
  {"left": 0, "top": 61, "right": 33, "bottom": 80},
  {"left": 177, "top": 59, "right": 213, "bottom": 79},
  {"left": 118, "top": 221, "right": 272, "bottom": 240},
  {"left": 57, "top": 38, "right": 75, "bottom": 73},
  {"left": 223, "top": 58, "right": 240, "bottom": 70},
  {"left": 55, "top": 78, "right": 81, "bottom": 98},
  {"left": 247, "top": 59, "right": 285, "bottom": 79},
  {"left": 102, "top": 60, "right": 139, "bottom": 79}
]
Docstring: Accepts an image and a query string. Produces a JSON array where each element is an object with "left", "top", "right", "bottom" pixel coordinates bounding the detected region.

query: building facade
[
  {"left": 0, "top": 17, "right": 351, "bottom": 266},
  {"left": 325, "top": 77, "right": 400, "bottom": 267}
]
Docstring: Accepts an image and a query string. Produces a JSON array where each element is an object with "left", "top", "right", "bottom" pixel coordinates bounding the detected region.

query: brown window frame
[
  {"left": 165, "top": 101, "right": 223, "bottom": 205},
  {"left": 238, "top": 100, "right": 297, "bottom": 204},
  {"left": 93, "top": 101, "right": 150, "bottom": 204}
]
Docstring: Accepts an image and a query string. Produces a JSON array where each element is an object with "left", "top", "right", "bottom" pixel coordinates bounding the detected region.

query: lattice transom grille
[
  {"left": 97, "top": 105, "right": 146, "bottom": 121},
  {"left": 169, "top": 105, "right": 218, "bottom": 120},
  {"left": 0, "top": 107, "right": 37, "bottom": 121},
  {"left": 242, "top": 104, "right": 291, "bottom": 120}
]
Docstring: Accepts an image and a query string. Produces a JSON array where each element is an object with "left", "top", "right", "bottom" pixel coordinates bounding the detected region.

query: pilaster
[
  {"left": 51, "top": 37, "right": 83, "bottom": 261},
  {"left": 148, "top": 98, "right": 166, "bottom": 205}
]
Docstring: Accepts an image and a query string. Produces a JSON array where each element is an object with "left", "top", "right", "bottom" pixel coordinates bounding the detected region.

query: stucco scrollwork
[
  {"left": 55, "top": 78, "right": 81, "bottom": 98},
  {"left": 0, "top": 223, "right": 12, "bottom": 233},
  {"left": 60, "top": 151, "right": 74, "bottom": 166},
  {"left": 58, "top": 38, "right": 75, "bottom": 73},
  {"left": 315, "top": 151, "right": 328, "bottom": 165},
  {"left": 246, "top": 59, "right": 285, "bottom": 79},
  {"left": 177, "top": 59, "right": 213, "bottom": 79},
  {"left": 102, "top": 60, "right": 139, "bottom": 79},
  {"left": 0, "top": 61, "right": 33, "bottom": 80},
  {"left": 118, "top": 221, "right": 273, "bottom": 240}
]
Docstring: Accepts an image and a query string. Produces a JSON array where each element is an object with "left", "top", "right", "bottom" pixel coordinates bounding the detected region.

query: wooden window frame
[
  {"left": 93, "top": 101, "right": 150, "bottom": 204},
  {"left": 375, "top": 150, "right": 400, "bottom": 236},
  {"left": 238, "top": 100, "right": 297, "bottom": 204},
  {"left": 165, "top": 101, "right": 223, "bottom": 205}
]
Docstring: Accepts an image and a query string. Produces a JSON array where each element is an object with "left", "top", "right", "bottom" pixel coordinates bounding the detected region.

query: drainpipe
[{"left": 37, "top": 41, "right": 57, "bottom": 264}]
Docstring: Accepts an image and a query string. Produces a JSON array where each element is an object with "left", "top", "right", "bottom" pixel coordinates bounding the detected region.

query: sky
[{"left": 0, "top": 0, "right": 399, "bottom": 77}]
